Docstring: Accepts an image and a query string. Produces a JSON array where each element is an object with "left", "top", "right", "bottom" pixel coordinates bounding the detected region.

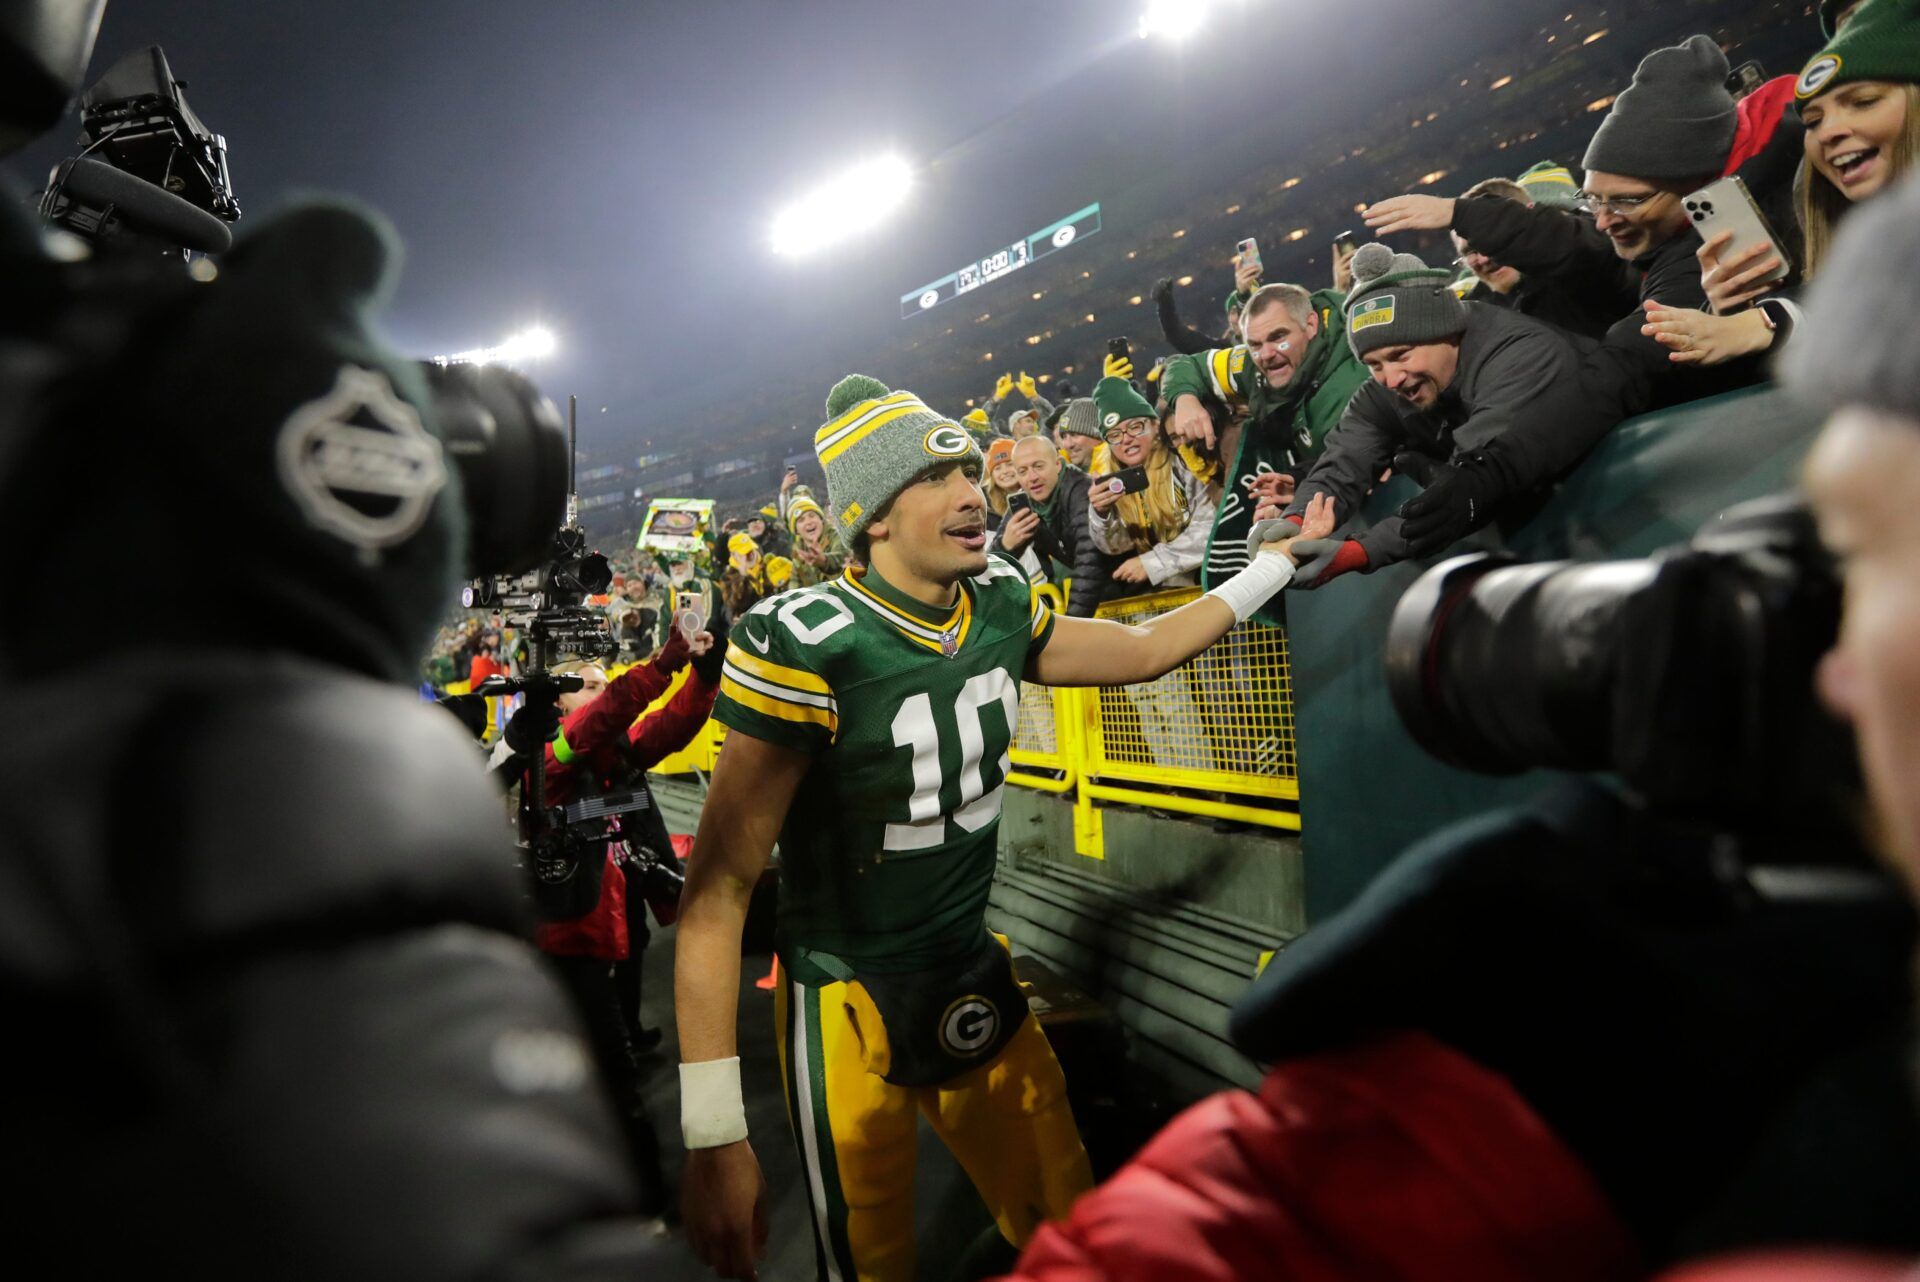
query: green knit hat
[
  {"left": 1798, "top": 0, "right": 1920, "bottom": 101},
  {"left": 1343, "top": 242, "right": 1468, "bottom": 359},
  {"left": 1090, "top": 379, "right": 1154, "bottom": 434},
  {"left": 814, "top": 374, "right": 982, "bottom": 537},
  {"left": 1516, "top": 160, "right": 1580, "bottom": 210}
]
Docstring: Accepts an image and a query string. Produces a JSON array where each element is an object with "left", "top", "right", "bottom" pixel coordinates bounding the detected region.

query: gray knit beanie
[
  {"left": 1583, "top": 34, "right": 1738, "bottom": 180},
  {"left": 1055, "top": 397, "right": 1104, "bottom": 439},
  {"left": 815, "top": 374, "right": 982, "bottom": 537},
  {"left": 1344, "top": 243, "right": 1468, "bottom": 359},
  {"left": 1781, "top": 167, "right": 1920, "bottom": 423}
]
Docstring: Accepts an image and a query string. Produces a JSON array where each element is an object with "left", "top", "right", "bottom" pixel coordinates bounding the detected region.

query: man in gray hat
[
  {"left": 1053, "top": 397, "right": 1102, "bottom": 470},
  {"left": 1363, "top": 34, "right": 1768, "bottom": 420},
  {"left": 1271, "top": 243, "right": 1611, "bottom": 583}
]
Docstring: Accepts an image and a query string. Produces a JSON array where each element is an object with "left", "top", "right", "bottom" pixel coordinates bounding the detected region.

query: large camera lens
[
  {"left": 1385, "top": 496, "right": 1852, "bottom": 821},
  {"left": 422, "top": 362, "right": 568, "bottom": 578}
]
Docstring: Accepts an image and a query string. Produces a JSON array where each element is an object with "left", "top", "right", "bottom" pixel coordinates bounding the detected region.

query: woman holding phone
[
  {"left": 1643, "top": 0, "right": 1919, "bottom": 364},
  {"left": 1085, "top": 376, "right": 1215, "bottom": 589}
]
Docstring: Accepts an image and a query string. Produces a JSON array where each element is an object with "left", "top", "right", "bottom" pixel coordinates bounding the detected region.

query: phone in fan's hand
[
  {"left": 1726, "top": 59, "right": 1767, "bottom": 99},
  {"left": 673, "top": 590, "right": 708, "bottom": 642},
  {"left": 1111, "top": 465, "right": 1149, "bottom": 495},
  {"left": 1682, "top": 175, "right": 1791, "bottom": 287},
  {"left": 1004, "top": 491, "right": 1033, "bottom": 517},
  {"left": 1332, "top": 229, "right": 1357, "bottom": 254},
  {"left": 1235, "top": 237, "right": 1262, "bottom": 276},
  {"left": 1106, "top": 336, "right": 1132, "bottom": 366}
]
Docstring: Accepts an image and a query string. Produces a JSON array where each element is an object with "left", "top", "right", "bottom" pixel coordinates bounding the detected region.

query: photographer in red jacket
[{"left": 529, "top": 618, "right": 727, "bottom": 1217}]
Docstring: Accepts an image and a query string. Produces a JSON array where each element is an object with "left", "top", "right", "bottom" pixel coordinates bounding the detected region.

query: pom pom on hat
[
  {"left": 1348, "top": 241, "right": 1398, "bottom": 288},
  {"left": 826, "top": 373, "right": 891, "bottom": 418}
]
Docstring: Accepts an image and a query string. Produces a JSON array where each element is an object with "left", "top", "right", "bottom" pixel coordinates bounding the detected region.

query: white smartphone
[
  {"left": 1682, "top": 175, "right": 1791, "bottom": 286},
  {"left": 1235, "top": 237, "right": 1262, "bottom": 275},
  {"left": 673, "top": 589, "right": 708, "bottom": 642}
]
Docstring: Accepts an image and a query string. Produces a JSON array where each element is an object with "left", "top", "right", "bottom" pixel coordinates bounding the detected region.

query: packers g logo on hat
[
  {"left": 1102, "top": 411, "right": 1120, "bottom": 428},
  {"left": 923, "top": 423, "right": 972, "bottom": 457},
  {"left": 1798, "top": 53, "right": 1841, "bottom": 99}
]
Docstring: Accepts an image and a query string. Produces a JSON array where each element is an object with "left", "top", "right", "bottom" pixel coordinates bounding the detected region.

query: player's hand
[
  {"left": 993, "top": 373, "right": 1014, "bottom": 400},
  {"left": 1363, "top": 194, "right": 1456, "bottom": 235},
  {"left": 1089, "top": 476, "right": 1124, "bottom": 514},
  {"left": 1294, "top": 492, "right": 1336, "bottom": 541},
  {"left": 1246, "top": 470, "right": 1296, "bottom": 508},
  {"left": 1102, "top": 352, "right": 1134, "bottom": 380},
  {"left": 999, "top": 507, "right": 1041, "bottom": 554},
  {"left": 1697, "top": 230, "right": 1783, "bottom": 315},
  {"left": 1233, "top": 254, "right": 1263, "bottom": 297},
  {"left": 684, "top": 1140, "right": 770, "bottom": 1280},
  {"left": 1016, "top": 370, "right": 1038, "bottom": 398},
  {"left": 1166, "top": 394, "right": 1215, "bottom": 450},
  {"left": 1111, "top": 555, "right": 1149, "bottom": 584}
]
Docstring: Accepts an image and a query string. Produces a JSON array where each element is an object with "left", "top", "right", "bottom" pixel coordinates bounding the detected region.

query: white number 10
[{"left": 884, "top": 670, "right": 1019, "bottom": 852}]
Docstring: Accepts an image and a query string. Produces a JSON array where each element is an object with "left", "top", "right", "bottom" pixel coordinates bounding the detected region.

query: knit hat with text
[{"left": 1343, "top": 243, "right": 1468, "bottom": 359}]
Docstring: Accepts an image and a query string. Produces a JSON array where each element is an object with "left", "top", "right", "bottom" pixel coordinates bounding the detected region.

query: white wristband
[
  {"left": 679, "top": 1056, "right": 748, "bottom": 1149},
  {"left": 1205, "top": 552, "right": 1296, "bottom": 624}
]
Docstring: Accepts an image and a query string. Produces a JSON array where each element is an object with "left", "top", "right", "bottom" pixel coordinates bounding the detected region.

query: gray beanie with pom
[
  {"left": 814, "top": 374, "right": 982, "bottom": 537},
  {"left": 1343, "top": 242, "right": 1469, "bottom": 359}
]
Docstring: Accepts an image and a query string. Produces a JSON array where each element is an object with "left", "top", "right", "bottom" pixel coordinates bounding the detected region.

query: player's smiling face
[{"left": 869, "top": 461, "right": 989, "bottom": 588}]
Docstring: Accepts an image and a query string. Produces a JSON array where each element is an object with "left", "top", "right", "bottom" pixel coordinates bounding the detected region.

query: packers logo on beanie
[
  {"left": 1798, "top": 0, "right": 1920, "bottom": 101},
  {"left": 1343, "top": 242, "right": 1468, "bottom": 359},
  {"left": 815, "top": 374, "right": 982, "bottom": 535}
]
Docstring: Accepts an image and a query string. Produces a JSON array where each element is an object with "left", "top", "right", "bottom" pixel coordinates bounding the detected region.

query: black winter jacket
[{"left": 0, "top": 652, "right": 667, "bottom": 1279}]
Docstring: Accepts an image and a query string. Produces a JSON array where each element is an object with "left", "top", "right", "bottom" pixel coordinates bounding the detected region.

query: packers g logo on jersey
[
  {"left": 938, "top": 994, "right": 1000, "bottom": 1058},
  {"left": 923, "top": 424, "right": 972, "bottom": 458}
]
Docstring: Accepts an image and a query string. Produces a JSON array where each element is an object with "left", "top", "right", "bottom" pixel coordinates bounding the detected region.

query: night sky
[{"left": 5, "top": 0, "right": 1590, "bottom": 455}]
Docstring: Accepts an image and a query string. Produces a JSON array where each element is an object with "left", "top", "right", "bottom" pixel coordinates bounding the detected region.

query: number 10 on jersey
[{"left": 885, "top": 669, "right": 1020, "bottom": 853}]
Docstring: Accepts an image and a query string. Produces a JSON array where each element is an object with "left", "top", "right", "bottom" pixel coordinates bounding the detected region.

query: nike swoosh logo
[{"left": 745, "top": 628, "right": 771, "bottom": 654}]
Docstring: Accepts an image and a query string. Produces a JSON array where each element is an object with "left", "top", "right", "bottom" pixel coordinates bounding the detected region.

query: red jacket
[
  {"left": 534, "top": 641, "right": 716, "bottom": 959},
  {"left": 1003, "top": 1033, "right": 1637, "bottom": 1282}
]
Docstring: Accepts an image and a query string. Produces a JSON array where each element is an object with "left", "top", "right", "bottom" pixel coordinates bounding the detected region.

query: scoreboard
[{"left": 901, "top": 203, "right": 1102, "bottom": 320}]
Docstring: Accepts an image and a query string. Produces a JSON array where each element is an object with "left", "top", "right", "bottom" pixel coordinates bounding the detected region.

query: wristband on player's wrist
[
  {"left": 1206, "top": 553, "right": 1295, "bottom": 624},
  {"left": 680, "top": 1056, "right": 748, "bottom": 1149}
]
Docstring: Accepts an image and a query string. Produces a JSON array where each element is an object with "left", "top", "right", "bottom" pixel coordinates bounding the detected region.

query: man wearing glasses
[
  {"left": 1364, "top": 35, "right": 1768, "bottom": 420},
  {"left": 1442, "top": 177, "right": 1630, "bottom": 343}
]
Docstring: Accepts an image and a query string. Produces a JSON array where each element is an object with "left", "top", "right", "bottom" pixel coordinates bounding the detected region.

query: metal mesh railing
[{"left": 1086, "top": 587, "right": 1297, "bottom": 797}]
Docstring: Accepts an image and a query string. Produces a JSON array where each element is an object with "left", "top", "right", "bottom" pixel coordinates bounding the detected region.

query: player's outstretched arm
[
  {"left": 1030, "top": 494, "right": 1333, "bottom": 688},
  {"left": 676, "top": 730, "right": 809, "bottom": 1281}
]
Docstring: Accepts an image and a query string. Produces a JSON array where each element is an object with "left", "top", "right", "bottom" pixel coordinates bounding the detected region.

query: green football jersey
[{"left": 712, "top": 552, "right": 1056, "bottom": 986}]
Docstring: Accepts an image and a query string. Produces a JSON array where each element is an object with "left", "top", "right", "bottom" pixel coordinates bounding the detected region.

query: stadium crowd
[{"left": 22, "top": 0, "right": 1920, "bottom": 1279}]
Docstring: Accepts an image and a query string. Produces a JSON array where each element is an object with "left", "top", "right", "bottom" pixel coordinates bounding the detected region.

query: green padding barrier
[{"left": 1286, "top": 386, "right": 1822, "bottom": 922}]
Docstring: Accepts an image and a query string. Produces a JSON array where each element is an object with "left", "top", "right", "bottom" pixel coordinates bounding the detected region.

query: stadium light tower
[
  {"left": 1139, "top": 0, "right": 1208, "bottom": 41},
  {"left": 432, "top": 324, "right": 559, "bottom": 367},
  {"left": 771, "top": 154, "right": 913, "bottom": 257}
]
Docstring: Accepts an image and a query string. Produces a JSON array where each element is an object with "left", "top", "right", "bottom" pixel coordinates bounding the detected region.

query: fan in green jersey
[{"left": 676, "top": 374, "right": 1335, "bottom": 1282}]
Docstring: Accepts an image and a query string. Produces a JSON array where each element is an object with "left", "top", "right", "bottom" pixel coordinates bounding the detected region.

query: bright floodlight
[
  {"left": 433, "top": 325, "right": 558, "bottom": 367},
  {"left": 771, "top": 155, "right": 913, "bottom": 257},
  {"left": 1139, "top": 0, "right": 1207, "bottom": 40}
]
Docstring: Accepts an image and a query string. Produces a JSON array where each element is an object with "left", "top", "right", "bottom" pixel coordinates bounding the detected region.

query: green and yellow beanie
[
  {"left": 1517, "top": 160, "right": 1580, "bottom": 209},
  {"left": 815, "top": 374, "right": 982, "bottom": 537},
  {"left": 1799, "top": 0, "right": 1920, "bottom": 101},
  {"left": 786, "top": 488, "right": 826, "bottom": 533}
]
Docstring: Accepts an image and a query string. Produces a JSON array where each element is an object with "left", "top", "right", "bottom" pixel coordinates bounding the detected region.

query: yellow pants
[{"left": 772, "top": 958, "right": 1094, "bottom": 1282}]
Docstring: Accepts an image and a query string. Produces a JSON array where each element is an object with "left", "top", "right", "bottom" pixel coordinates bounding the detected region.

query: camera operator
[
  {"left": 531, "top": 623, "right": 725, "bottom": 1217},
  {"left": 1003, "top": 173, "right": 1920, "bottom": 1282},
  {"left": 0, "top": 9, "right": 671, "bottom": 1271}
]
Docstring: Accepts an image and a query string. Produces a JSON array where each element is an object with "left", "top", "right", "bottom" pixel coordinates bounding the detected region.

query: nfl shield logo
[{"left": 940, "top": 628, "right": 959, "bottom": 657}]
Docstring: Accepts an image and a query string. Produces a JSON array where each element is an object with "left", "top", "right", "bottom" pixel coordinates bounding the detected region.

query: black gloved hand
[
  {"left": 503, "top": 696, "right": 563, "bottom": 757},
  {"left": 437, "top": 693, "right": 489, "bottom": 741},
  {"left": 1150, "top": 276, "right": 1175, "bottom": 303},
  {"left": 692, "top": 601, "right": 729, "bottom": 685},
  {"left": 1230, "top": 778, "right": 1915, "bottom": 1261},
  {"left": 1393, "top": 450, "right": 1506, "bottom": 556}
]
